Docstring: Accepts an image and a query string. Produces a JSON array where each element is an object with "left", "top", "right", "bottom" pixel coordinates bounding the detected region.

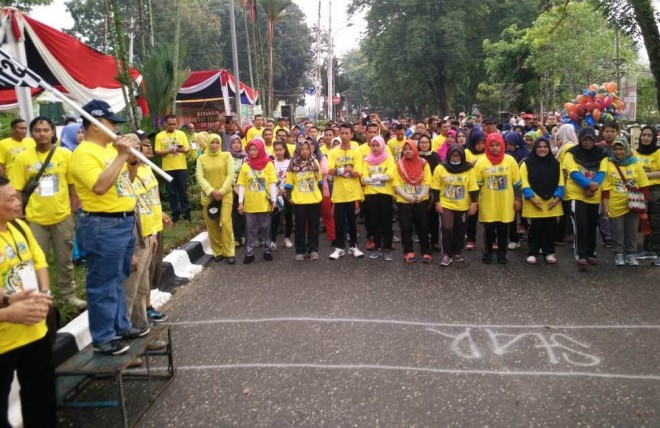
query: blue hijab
[
  {"left": 60, "top": 123, "right": 82, "bottom": 151},
  {"left": 504, "top": 131, "right": 529, "bottom": 163}
]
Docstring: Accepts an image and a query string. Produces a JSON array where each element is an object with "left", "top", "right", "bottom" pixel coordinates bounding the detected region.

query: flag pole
[{"left": 0, "top": 47, "right": 173, "bottom": 182}]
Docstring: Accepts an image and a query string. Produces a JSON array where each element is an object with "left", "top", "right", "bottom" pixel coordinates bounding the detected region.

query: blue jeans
[
  {"left": 77, "top": 215, "right": 135, "bottom": 345},
  {"left": 166, "top": 169, "right": 190, "bottom": 219}
]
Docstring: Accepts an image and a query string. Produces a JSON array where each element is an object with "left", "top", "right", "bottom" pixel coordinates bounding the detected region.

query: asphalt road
[{"left": 62, "top": 230, "right": 660, "bottom": 427}]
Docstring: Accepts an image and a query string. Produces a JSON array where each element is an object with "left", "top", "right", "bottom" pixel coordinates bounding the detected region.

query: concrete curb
[{"left": 8, "top": 231, "right": 211, "bottom": 427}]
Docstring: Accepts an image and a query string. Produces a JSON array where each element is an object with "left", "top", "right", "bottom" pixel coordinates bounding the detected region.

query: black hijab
[
  {"left": 442, "top": 144, "right": 473, "bottom": 174},
  {"left": 466, "top": 129, "right": 485, "bottom": 155},
  {"left": 524, "top": 137, "right": 559, "bottom": 200},
  {"left": 568, "top": 127, "right": 607, "bottom": 169},
  {"left": 636, "top": 125, "right": 658, "bottom": 155}
]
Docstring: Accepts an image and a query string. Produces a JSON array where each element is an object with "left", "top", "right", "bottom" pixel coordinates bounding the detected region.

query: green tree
[
  {"left": 259, "top": 0, "right": 292, "bottom": 116},
  {"left": 636, "top": 74, "right": 659, "bottom": 123},
  {"left": 1, "top": 0, "right": 51, "bottom": 10}
]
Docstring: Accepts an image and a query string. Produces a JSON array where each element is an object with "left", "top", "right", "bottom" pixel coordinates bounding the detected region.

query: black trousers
[
  {"left": 293, "top": 203, "right": 321, "bottom": 254},
  {"left": 232, "top": 192, "right": 245, "bottom": 241},
  {"left": 165, "top": 169, "right": 190, "bottom": 219},
  {"left": 271, "top": 199, "right": 293, "bottom": 241},
  {"left": 398, "top": 201, "right": 430, "bottom": 255},
  {"left": 0, "top": 336, "right": 56, "bottom": 428},
  {"left": 466, "top": 210, "right": 478, "bottom": 242},
  {"left": 441, "top": 209, "right": 467, "bottom": 257},
  {"left": 483, "top": 222, "right": 508, "bottom": 256},
  {"left": 428, "top": 206, "right": 440, "bottom": 247},
  {"left": 570, "top": 200, "right": 600, "bottom": 259},
  {"left": 332, "top": 201, "right": 358, "bottom": 248},
  {"left": 364, "top": 194, "right": 394, "bottom": 250},
  {"left": 527, "top": 217, "right": 557, "bottom": 256}
]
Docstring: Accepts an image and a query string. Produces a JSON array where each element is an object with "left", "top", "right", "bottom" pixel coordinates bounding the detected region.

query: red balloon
[
  {"left": 569, "top": 111, "right": 579, "bottom": 122},
  {"left": 603, "top": 94, "right": 613, "bottom": 108},
  {"left": 576, "top": 105, "right": 586, "bottom": 117},
  {"left": 604, "top": 82, "right": 617, "bottom": 93},
  {"left": 592, "top": 108, "right": 601, "bottom": 121},
  {"left": 589, "top": 84, "right": 600, "bottom": 92},
  {"left": 584, "top": 101, "right": 594, "bottom": 112}
]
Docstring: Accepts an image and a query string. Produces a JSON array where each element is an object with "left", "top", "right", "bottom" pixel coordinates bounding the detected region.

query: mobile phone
[{"left": 225, "top": 116, "right": 232, "bottom": 125}]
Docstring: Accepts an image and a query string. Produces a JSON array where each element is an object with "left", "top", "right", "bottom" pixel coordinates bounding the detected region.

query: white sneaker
[
  {"left": 284, "top": 237, "right": 293, "bottom": 248},
  {"left": 271, "top": 241, "right": 277, "bottom": 250},
  {"left": 329, "top": 248, "right": 345, "bottom": 260},
  {"left": 508, "top": 242, "right": 521, "bottom": 250},
  {"left": 614, "top": 253, "right": 625, "bottom": 266},
  {"left": 545, "top": 254, "right": 557, "bottom": 264},
  {"left": 349, "top": 246, "right": 364, "bottom": 258},
  {"left": 526, "top": 255, "right": 537, "bottom": 265}
]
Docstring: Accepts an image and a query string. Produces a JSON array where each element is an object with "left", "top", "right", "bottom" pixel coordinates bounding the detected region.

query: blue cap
[{"left": 82, "top": 99, "right": 125, "bottom": 123}]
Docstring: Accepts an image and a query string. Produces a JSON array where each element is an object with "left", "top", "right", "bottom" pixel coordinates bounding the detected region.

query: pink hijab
[
  {"left": 364, "top": 136, "right": 389, "bottom": 165},
  {"left": 437, "top": 129, "right": 457, "bottom": 162}
]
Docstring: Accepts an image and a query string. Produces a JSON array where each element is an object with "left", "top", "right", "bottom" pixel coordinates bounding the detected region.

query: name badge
[
  {"left": 39, "top": 175, "right": 55, "bottom": 196},
  {"left": 17, "top": 261, "right": 39, "bottom": 291}
]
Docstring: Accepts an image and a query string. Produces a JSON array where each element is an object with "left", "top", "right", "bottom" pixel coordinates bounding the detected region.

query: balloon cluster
[{"left": 562, "top": 82, "right": 625, "bottom": 129}]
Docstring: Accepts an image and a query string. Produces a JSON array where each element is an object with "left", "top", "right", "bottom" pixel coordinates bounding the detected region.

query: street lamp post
[{"left": 327, "top": 21, "right": 353, "bottom": 122}]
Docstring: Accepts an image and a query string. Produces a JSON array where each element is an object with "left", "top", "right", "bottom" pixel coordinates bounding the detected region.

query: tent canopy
[
  {"left": 177, "top": 70, "right": 258, "bottom": 106},
  {"left": 0, "top": 7, "right": 142, "bottom": 112}
]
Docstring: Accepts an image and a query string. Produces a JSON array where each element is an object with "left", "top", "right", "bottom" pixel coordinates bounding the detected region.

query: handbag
[
  {"left": 22, "top": 145, "right": 56, "bottom": 210},
  {"left": 614, "top": 163, "right": 646, "bottom": 214}
]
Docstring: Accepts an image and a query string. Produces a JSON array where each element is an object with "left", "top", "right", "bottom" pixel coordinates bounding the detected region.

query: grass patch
[{"left": 47, "top": 210, "right": 205, "bottom": 325}]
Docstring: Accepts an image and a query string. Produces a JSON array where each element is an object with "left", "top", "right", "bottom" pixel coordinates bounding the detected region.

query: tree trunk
[
  {"left": 268, "top": 23, "right": 274, "bottom": 116},
  {"left": 630, "top": 0, "right": 660, "bottom": 114}
]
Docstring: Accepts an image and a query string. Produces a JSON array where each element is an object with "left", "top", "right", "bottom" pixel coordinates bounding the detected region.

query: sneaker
[
  {"left": 384, "top": 250, "right": 393, "bottom": 261},
  {"left": 366, "top": 238, "right": 376, "bottom": 250},
  {"left": 329, "top": 248, "right": 345, "bottom": 260},
  {"left": 653, "top": 258, "right": 660, "bottom": 266},
  {"left": 213, "top": 255, "right": 225, "bottom": 262},
  {"left": 452, "top": 254, "right": 465, "bottom": 263},
  {"left": 128, "top": 357, "right": 143, "bottom": 368},
  {"left": 440, "top": 254, "right": 452, "bottom": 267},
  {"left": 310, "top": 251, "right": 319, "bottom": 260},
  {"left": 578, "top": 258, "right": 588, "bottom": 267},
  {"left": 526, "top": 255, "right": 537, "bottom": 265},
  {"left": 635, "top": 251, "right": 657, "bottom": 260},
  {"left": 492, "top": 243, "right": 499, "bottom": 251},
  {"left": 545, "top": 254, "right": 557, "bottom": 264},
  {"left": 93, "top": 340, "right": 129, "bottom": 355},
  {"left": 422, "top": 254, "right": 433, "bottom": 264},
  {"left": 625, "top": 254, "right": 639, "bottom": 266},
  {"left": 369, "top": 249, "right": 381, "bottom": 259},
  {"left": 466, "top": 241, "right": 475, "bottom": 251},
  {"left": 147, "top": 307, "right": 169, "bottom": 323},
  {"left": 587, "top": 257, "right": 598, "bottom": 265},
  {"left": 264, "top": 252, "right": 273, "bottom": 261},
  {"left": 614, "top": 253, "right": 625, "bottom": 266},
  {"left": 147, "top": 339, "right": 167, "bottom": 351},
  {"left": 393, "top": 235, "right": 401, "bottom": 243},
  {"left": 64, "top": 296, "right": 87, "bottom": 310},
  {"left": 603, "top": 239, "right": 613, "bottom": 248},
  {"left": 284, "top": 238, "right": 293, "bottom": 248},
  {"left": 349, "top": 246, "right": 364, "bottom": 258},
  {"left": 227, "top": 257, "right": 236, "bottom": 265},
  {"left": 116, "top": 326, "right": 150, "bottom": 339},
  {"left": 295, "top": 254, "right": 305, "bottom": 261},
  {"left": 243, "top": 254, "right": 255, "bottom": 264},
  {"left": 404, "top": 252, "right": 417, "bottom": 263},
  {"left": 507, "top": 242, "right": 521, "bottom": 250},
  {"left": 271, "top": 241, "right": 277, "bottom": 250}
]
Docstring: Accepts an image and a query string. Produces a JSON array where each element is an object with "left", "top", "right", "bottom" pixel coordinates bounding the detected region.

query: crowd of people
[{"left": 0, "top": 102, "right": 658, "bottom": 426}]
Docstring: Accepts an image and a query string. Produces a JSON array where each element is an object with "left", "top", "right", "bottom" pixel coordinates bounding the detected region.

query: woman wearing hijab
[
  {"left": 456, "top": 129, "right": 469, "bottom": 147},
  {"left": 236, "top": 138, "right": 278, "bottom": 264},
  {"left": 635, "top": 125, "right": 660, "bottom": 265},
  {"left": 563, "top": 127, "right": 608, "bottom": 267},
  {"left": 602, "top": 138, "right": 650, "bottom": 266},
  {"left": 554, "top": 124, "right": 579, "bottom": 244},
  {"left": 229, "top": 135, "right": 247, "bottom": 247},
  {"left": 436, "top": 129, "right": 457, "bottom": 162},
  {"left": 474, "top": 133, "right": 522, "bottom": 264},
  {"left": 431, "top": 144, "right": 479, "bottom": 266},
  {"left": 504, "top": 131, "right": 530, "bottom": 250},
  {"left": 393, "top": 140, "right": 433, "bottom": 263},
  {"left": 59, "top": 123, "right": 83, "bottom": 151},
  {"left": 285, "top": 140, "right": 323, "bottom": 261},
  {"left": 465, "top": 129, "right": 486, "bottom": 250},
  {"left": 418, "top": 134, "right": 442, "bottom": 252},
  {"left": 196, "top": 134, "right": 236, "bottom": 264},
  {"left": 362, "top": 136, "right": 395, "bottom": 260},
  {"left": 520, "top": 137, "right": 564, "bottom": 264}
]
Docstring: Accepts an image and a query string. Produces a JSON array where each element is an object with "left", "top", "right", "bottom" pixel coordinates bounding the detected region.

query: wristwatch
[{"left": 3, "top": 290, "right": 14, "bottom": 306}]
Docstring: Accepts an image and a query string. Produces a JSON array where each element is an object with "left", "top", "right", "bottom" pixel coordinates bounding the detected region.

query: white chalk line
[
  {"left": 161, "top": 363, "right": 660, "bottom": 381},
  {"left": 169, "top": 317, "right": 660, "bottom": 330}
]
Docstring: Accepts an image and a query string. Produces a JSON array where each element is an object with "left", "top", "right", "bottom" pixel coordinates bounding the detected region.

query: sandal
[
  {"left": 422, "top": 254, "right": 433, "bottom": 264},
  {"left": 404, "top": 252, "right": 417, "bottom": 263}
]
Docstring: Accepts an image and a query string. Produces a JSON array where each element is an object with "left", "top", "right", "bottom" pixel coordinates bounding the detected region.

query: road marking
[
  {"left": 171, "top": 317, "right": 660, "bottom": 330},
  {"left": 169, "top": 363, "right": 660, "bottom": 381}
]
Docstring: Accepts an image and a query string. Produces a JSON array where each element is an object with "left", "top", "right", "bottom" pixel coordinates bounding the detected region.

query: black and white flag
[{"left": 0, "top": 48, "right": 41, "bottom": 88}]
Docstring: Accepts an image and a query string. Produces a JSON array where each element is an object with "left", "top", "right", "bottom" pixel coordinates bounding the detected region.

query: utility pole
[
  {"left": 614, "top": 30, "right": 622, "bottom": 92},
  {"left": 171, "top": 0, "right": 181, "bottom": 115},
  {"left": 315, "top": 0, "right": 321, "bottom": 122},
  {"left": 327, "top": 0, "right": 332, "bottom": 121},
  {"left": 229, "top": 0, "right": 242, "bottom": 126},
  {"left": 148, "top": 0, "right": 155, "bottom": 48},
  {"left": 128, "top": 17, "right": 134, "bottom": 65},
  {"left": 243, "top": 1, "right": 255, "bottom": 90}
]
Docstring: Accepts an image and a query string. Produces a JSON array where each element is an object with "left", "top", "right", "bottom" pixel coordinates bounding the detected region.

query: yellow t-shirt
[
  {"left": 474, "top": 155, "right": 522, "bottom": 223},
  {"left": 132, "top": 175, "right": 154, "bottom": 237},
  {"left": 635, "top": 150, "right": 660, "bottom": 187},
  {"left": 327, "top": 146, "right": 364, "bottom": 203},
  {"left": 264, "top": 143, "right": 275, "bottom": 157},
  {"left": 466, "top": 150, "right": 484, "bottom": 165},
  {"left": 9, "top": 147, "right": 73, "bottom": 226},
  {"left": 70, "top": 141, "right": 136, "bottom": 213},
  {"left": 237, "top": 162, "right": 277, "bottom": 213},
  {"left": 392, "top": 162, "right": 432, "bottom": 204},
  {"left": 431, "top": 134, "right": 446, "bottom": 152},
  {"left": 0, "top": 219, "right": 48, "bottom": 354},
  {"left": 285, "top": 165, "right": 322, "bottom": 205},
  {"left": 195, "top": 151, "right": 234, "bottom": 206},
  {"left": 362, "top": 157, "right": 395, "bottom": 196},
  {"left": 562, "top": 152, "right": 608, "bottom": 204},
  {"left": 246, "top": 127, "right": 264, "bottom": 145},
  {"left": 386, "top": 137, "right": 406, "bottom": 161},
  {"left": 431, "top": 165, "right": 479, "bottom": 211},
  {"left": 0, "top": 137, "right": 36, "bottom": 176},
  {"left": 136, "top": 165, "right": 164, "bottom": 233},
  {"left": 154, "top": 130, "right": 190, "bottom": 171},
  {"left": 556, "top": 143, "right": 576, "bottom": 168},
  {"left": 287, "top": 144, "right": 296, "bottom": 157},
  {"left": 519, "top": 161, "right": 564, "bottom": 218},
  {"left": 602, "top": 160, "right": 650, "bottom": 218}
]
